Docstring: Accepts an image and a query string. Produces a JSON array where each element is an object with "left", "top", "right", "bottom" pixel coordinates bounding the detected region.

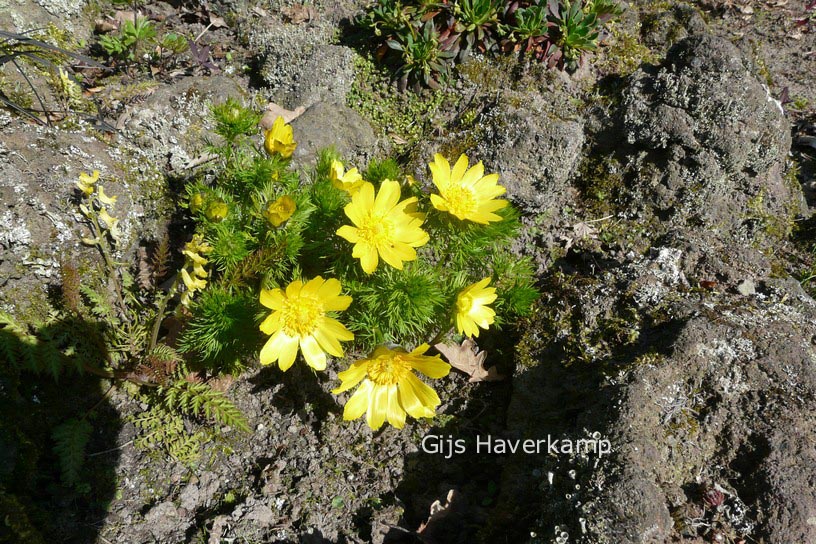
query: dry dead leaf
[
  {"left": 434, "top": 339, "right": 505, "bottom": 382},
  {"left": 260, "top": 103, "right": 306, "bottom": 129},
  {"left": 561, "top": 220, "right": 599, "bottom": 251},
  {"left": 252, "top": 6, "right": 269, "bottom": 17},
  {"left": 94, "top": 19, "right": 117, "bottom": 33},
  {"left": 281, "top": 4, "right": 317, "bottom": 24},
  {"left": 209, "top": 15, "right": 228, "bottom": 28},
  {"left": 114, "top": 10, "right": 138, "bottom": 25}
]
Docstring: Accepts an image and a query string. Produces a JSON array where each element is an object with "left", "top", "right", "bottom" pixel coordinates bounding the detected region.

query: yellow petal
[
  {"left": 343, "top": 380, "right": 372, "bottom": 420},
  {"left": 320, "top": 317, "right": 354, "bottom": 342},
  {"left": 451, "top": 154, "right": 469, "bottom": 184},
  {"left": 300, "top": 335, "right": 326, "bottom": 371},
  {"left": 336, "top": 225, "right": 360, "bottom": 243},
  {"left": 276, "top": 334, "right": 300, "bottom": 371},
  {"left": 386, "top": 385, "right": 406, "bottom": 429},
  {"left": 97, "top": 185, "right": 117, "bottom": 205},
  {"left": 260, "top": 330, "right": 288, "bottom": 366},
  {"left": 403, "top": 373, "right": 441, "bottom": 412},
  {"left": 313, "top": 323, "right": 344, "bottom": 357},
  {"left": 301, "top": 276, "right": 324, "bottom": 297},
  {"left": 461, "top": 160, "right": 484, "bottom": 187},
  {"left": 333, "top": 361, "right": 369, "bottom": 394},
  {"left": 259, "top": 311, "right": 282, "bottom": 334},
  {"left": 359, "top": 245, "right": 379, "bottom": 274},
  {"left": 374, "top": 179, "right": 401, "bottom": 212},
  {"left": 367, "top": 384, "right": 389, "bottom": 430},
  {"left": 285, "top": 279, "right": 303, "bottom": 299},
  {"left": 409, "top": 355, "right": 450, "bottom": 379},
  {"left": 317, "top": 277, "right": 342, "bottom": 300},
  {"left": 259, "top": 288, "right": 285, "bottom": 310}
]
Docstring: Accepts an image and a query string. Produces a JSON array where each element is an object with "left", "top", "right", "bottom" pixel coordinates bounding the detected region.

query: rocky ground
[{"left": 1, "top": 0, "right": 815, "bottom": 543}]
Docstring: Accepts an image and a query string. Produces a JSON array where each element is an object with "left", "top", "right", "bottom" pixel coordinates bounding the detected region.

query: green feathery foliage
[
  {"left": 132, "top": 362, "right": 249, "bottom": 463},
  {"left": 364, "top": 157, "right": 402, "bottom": 183},
  {"left": 51, "top": 418, "right": 93, "bottom": 492},
  {"left": 345, "top": 265, "right": 447, "bottom": 349},
  {"left": 211, "top": 97, "right": 262, "bottom": 144},
  {"left": 179, "top": 287, "right": 259, "bottom": 372}
]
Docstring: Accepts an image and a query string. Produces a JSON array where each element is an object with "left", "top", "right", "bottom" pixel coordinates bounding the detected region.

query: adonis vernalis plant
[{"left": 177, "top": 100, "right": 538, "bottom": 429}]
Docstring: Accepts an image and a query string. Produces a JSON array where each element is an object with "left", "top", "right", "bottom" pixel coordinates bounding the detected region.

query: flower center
[
  {"left": 359, "top": 213, "right": 394, "bottom": 246},
  {"left": 443, "top": 185, "right": 477, "bottom": 218},
  {"left": 282, "top": 295, "right": 323, "bottom": 337},
  {"left": 457, "top": 293, "right": 474, "bottom": 315},
  {"left": 368, "top": 355, "right": 412, "bottom": 386}
]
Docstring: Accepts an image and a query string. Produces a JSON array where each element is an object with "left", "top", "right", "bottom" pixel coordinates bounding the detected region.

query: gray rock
[
  {"left": 119, "top": 75, "right": 246, "bottom": 174},
  {"left": 622, "top": 34, "right": 802, "bottom": 241},
  {"left": 143, "top": 501, "right": 185, "bottom": 540},
  {"left": 290, "top": 101, "right": 380, "bottom": 167},
  {"left": 736, "top": 279, "right": 756, "bottom": 296},
  {"left": 0, "top": 0, "right": 90, "bottom": 33},
  {"left": 243, "top": 17, "right": 337, "bottom": 105},
  {"left": 283, "top": 45, "right": 358, "bottom": 110},
  {"left": 0, "top": 120, "right": 167, "bottom": 320}
]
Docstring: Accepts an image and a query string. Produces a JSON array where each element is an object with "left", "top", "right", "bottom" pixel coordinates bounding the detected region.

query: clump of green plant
[
  {"left": 97, "top": 15, "right": 189, "bottom": 71},
  {"left": 358, "top": 0, "right": 623, "bottom": 88},
  {"left": 179, "top": 99, "right": 538, "bottom": 430}
]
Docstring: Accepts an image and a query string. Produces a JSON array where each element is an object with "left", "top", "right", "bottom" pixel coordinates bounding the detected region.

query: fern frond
[
  {"left": 159, "top": 379, "right": 249, "bottom": 432},
  {"left": 79, "top": 284, "right": 118, "bottom": 324},
  {"left": 0, "top": 311, "right": 40, "bottom": 371},
  {"left": 51, "top": 418, "right": 92, "bottom": 490},
  {"left": 152, "top": 231, "right": 171, "bottom": 284}
]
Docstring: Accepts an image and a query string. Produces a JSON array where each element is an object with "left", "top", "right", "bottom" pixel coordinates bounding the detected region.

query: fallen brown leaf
[
  {"left": 260, "top": 103, "right": 306, "bottom": 129},
  {"left": 209, "top": 15, "right": 228, "bottom": 28},
  {"left": 434, "top": 339, "right": 505, "bottom": 382},
  {"left": 281, "top": 4, "right": 317, "bottom": 24},
  {"left": 252, "top": 6, "right": 269, "bottom": 17}
]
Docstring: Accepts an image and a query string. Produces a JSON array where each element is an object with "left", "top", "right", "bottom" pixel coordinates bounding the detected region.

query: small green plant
[
  {"left": 97, "top": 16, "right": 189, "bottom": 72},
  {"left": 507, "top": 4, "right": 550, "bottom": 56},
  {"left": 98, "top": 17, "right": 157, "bottom": 61},
  {"left": 548, "top": 0, "right": 601, "bottom": 68},
  {"left": 387, "top": 21, "right": 456, "bottom": 89},
  {"left": 453, "top": 0, "right": 503, "bottom": 54}
]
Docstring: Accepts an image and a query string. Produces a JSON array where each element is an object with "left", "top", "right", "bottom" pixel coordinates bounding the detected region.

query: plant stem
[{"left": 149, "top": 276, "right": 179, "bottom": 352}]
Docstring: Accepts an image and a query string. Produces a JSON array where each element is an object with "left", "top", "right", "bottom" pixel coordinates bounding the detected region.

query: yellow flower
[
  {"left": 329, "top": 160, "right": 364, "bottom": 194},
  {"left": 205, "top": 200, "right": 228, "bottom": 222},
  {"left": 181, "top": 268, "right": 207, "bottom": 291},
  {"left": 185, "top": 234, "right": 212, "bottom": 256},
  {"left": 259, "top": 277, "right": 354, "bottom": 371},
  {"left": 336, "top": 180, "right": 429, "bottom": 274},
  {"left": 97, "top": 185, "right": 117, "bottom": 206},
  {"left": 180, "top": 235, "right": 212, "bottom": 306},
  {"left": 455, "top": 277, "right": 498, "bottom": 338},
  {"left": 189, "top": 192, "right": 204, "bottom": 213},
  {"left": 332, "top": 344, "right": 450, "bottom": 430},
  {"left": 264, "top": 116, "right": 297, "bottom": 158},
  {"left": 264, "top": 195, "right": 296, "bottom": 227},
  {"left": 98, "top": 208, "right": 121, "bottom": 240},
  {"left": 76, "top": 170, "right": 99, "bottom": 195},
  {"left": 429, "top": 153, "right": 508, "bottom": 224}
]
